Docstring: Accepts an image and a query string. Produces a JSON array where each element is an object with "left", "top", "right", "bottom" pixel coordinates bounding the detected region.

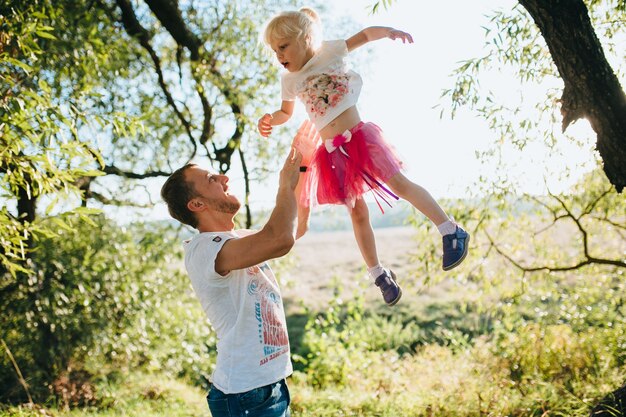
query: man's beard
[{"left": 208, "top": 197, "right": 241, "bottom": 214}]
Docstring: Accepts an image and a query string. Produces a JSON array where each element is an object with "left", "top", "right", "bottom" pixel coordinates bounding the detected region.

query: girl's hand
[
  {"left": 291, "top": 120, "right": 320, "bottom": 166},
  {"left": 388, "top": 29, "right": 413, "bottom": 44},
  {"left": 258, "top": 113, "right": 273, "bottom": 137}
]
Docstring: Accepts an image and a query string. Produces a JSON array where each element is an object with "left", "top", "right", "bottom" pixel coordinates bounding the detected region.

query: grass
[
  {"left": 1, "top": 372, "right": 207, "bottom": 417},
  {"left": 2, "top": 204, "right": 624, "bottom": 416},
  {"left": 3, "top": 336, "right": 622, "bottom": 417},
  {"left": 0, "top": 288, "right": 626, "bottom": 417}
]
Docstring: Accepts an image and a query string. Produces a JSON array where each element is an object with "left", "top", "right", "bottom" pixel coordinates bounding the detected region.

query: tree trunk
[
  {"left": 143, "top": 0, "right": 202, "bottom": 59},
  {"left": 17, "top": 186, "right": 36, "bottom": 225},
  {"left": 519, "top": 0, "right": 626, "bottom": 192},
  {"left": 16, "top": 175, "right": 37, "bottom": 250},
  {"left": 590, "top": 381, "right": 626, "bottom": 416}
]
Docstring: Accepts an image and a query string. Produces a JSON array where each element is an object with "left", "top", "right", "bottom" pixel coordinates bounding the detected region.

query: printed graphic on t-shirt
[
  {"left": 299, "top": 73, "right": 350, "bottom": 117},
  {"left": 247, "top": 266, "right": 289, "bottom": 366},
  {"left": 246, "top": 265, "right": 260, "bottom": 275}
]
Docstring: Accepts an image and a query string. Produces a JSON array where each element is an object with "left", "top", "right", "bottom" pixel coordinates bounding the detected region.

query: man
[{"left": 160, "top": 121, "right": 318, "bottom": 417}]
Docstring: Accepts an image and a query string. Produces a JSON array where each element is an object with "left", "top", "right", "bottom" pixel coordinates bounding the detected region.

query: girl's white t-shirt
[
  {"left": 183, "top": 230, "right": 292, "bottom": 394},
  {"left": 281, "top": 40, "right": 363, "bottom": 131}
]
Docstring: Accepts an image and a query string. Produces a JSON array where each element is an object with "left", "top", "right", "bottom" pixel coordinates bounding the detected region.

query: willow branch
[
  {"left": 141, "top": 0, "right": 221, "bottom": 161},
  {"left": 484, "top": 229, "right": 626, "bottom": 272},
  {"left": 103, "top": 164, "right": 169, "bottom": 179},
  {"left": 112, "top": 0, "right": 198, "bottom": 158},
  {"left": 141, "top": 0, "right": 245, "bottom": 172},
  {"left": 87, "top": 191, "right": 152, "bottom": 208},
  {"left": 238, "top": 147, "right": 252, "bottom": 228},
  {"left": 582, "top": 187, "right": 612, "bottom": 215},
  {"left": 143, "top": 0, "right": 202, "bottom": 60},
  {"left": 590, "top": 215, "right": 626, "bottom": 231},
  {"left": 1, "top": 339, "right": 33, "bottom": 404},
  {"left": 190, "top": 66, "right": 213, "bottom": 148}
]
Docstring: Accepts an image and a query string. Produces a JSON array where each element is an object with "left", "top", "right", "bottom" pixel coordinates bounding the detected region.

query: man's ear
[{"left": 187, "top": 198, "right": 204, "bottom": 213}]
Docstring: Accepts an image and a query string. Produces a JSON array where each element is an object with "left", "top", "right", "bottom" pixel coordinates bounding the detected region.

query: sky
[
  {"left": 145, "top": 0, "right": 603, "bottom": 220},
  {"left": 332, "top": 0, "right": 598, "bottom": 195}
]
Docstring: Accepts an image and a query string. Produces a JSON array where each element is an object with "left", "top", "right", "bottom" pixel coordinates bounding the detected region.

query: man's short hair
[{"left": 160, "top": 164, "right": 199, "bottom": 228}]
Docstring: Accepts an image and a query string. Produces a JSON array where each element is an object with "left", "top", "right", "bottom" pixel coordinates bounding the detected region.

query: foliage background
[{"left": 1, "top": 0, "right": 625, "bottom": 416}]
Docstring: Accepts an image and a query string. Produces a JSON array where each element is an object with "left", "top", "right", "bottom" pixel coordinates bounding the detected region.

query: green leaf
[
  {"left": 35, "top": 30, "right": 57, "bottom": 40},
  {"left": 3, "top": 57, "right": 33, "bottom": 73}
]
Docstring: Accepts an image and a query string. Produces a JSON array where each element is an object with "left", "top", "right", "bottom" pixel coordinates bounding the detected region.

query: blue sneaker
[
  {"left": 442, "top": 226, "right": 470, "bottom": 271},
  {"left": 375, "top": 269, "right": 402, "bottom": 306}
]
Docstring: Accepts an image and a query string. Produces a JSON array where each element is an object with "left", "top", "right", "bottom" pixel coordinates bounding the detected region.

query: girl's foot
[
  {"left": 442, "top": 226, "right": 470, "bottom": 271},
  {"left": 375, "top": 269, "right": 402, "bottom": 306}
]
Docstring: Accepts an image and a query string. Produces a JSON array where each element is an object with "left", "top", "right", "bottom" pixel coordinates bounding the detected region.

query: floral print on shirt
[{"left": 298, "top": 73, "right": 350, "bottom": 118}]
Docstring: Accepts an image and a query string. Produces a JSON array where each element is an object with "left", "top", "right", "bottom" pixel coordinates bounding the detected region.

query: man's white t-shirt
[{"left": 183, "top": 230, "right": 292, "bottom": 394}]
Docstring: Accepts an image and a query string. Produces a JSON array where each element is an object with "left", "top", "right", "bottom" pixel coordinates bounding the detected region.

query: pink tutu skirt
[{"left": 301, "top": 121, "right": 403, "bottom": 208}]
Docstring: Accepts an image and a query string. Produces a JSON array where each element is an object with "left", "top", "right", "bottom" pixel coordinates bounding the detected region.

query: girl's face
[{"left": 270, "top": 36, "right": 314, "bottom": 72}]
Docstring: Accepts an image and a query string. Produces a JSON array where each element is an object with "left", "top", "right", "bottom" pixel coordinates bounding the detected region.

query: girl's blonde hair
[{"left": 263, "top": 7, "right": 322, "bottom": 49}]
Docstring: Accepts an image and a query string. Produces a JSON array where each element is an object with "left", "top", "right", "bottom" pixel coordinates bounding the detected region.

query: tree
[
  {"left": 83, "top": 0, "right": 292, "bottom": 226},
  {"left": 2, "top": 0, "right": 297, "bottom": 325},
  {"left": 371, "top": 1, "right": 625, "bottom": 409},
  {"left": 1, "top": 0, "right": 296, "bottom": 401},
  {"left": 437, "top": 1, "right": 626, "bottom": 411},
  {"left": 1, "top": 0, "right": 295, "bottom": 293},
  {"left": 439, "top": 0, "right": 625, "bottom": 271},
  {"left": 0, "top": 3, "right": 102, "bottom": 277},
  {"left": 374, "top": 0, "right": 626, "bottom": 192},
  {"left": 517, "top": 0, "right": 626, "bottom": 192},
  {"left": 3, "top": 0, "right": 292, "bottom": 234}
]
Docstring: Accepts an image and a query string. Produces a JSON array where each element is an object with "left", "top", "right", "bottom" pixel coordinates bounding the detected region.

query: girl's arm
[
  {"left": 345, "top": 26, "right": 413, "bottom": 52},
  {"left": 258, "top": 100, "right": 295, "bottom": 137},
  {"left": 271, "top": 100, "right": 295, "bottom": 126}
]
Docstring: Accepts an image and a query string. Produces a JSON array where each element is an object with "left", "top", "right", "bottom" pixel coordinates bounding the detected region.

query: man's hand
[
  {"left": 291, "top": 119, "right": 320, "bottom": 167},
  {"left": 279, "top": 146, "right": 303, "bottom": 191},
  {"left": 258, "top": 113, "right": 273, "bottom": 137}
]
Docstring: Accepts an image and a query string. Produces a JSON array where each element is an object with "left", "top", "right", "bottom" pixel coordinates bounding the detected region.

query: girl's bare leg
[
  {"left": 349, "top": 198, "right": 379, "bottom": 267},
  {"left": 350, "top": 197, "right": 403, "bottom": 305},
  {"left": 387, "top": 171, "right": 469, "bottom": 271},
  {"left": 386, "top": 172, "right": 449, "bottom": 226}
]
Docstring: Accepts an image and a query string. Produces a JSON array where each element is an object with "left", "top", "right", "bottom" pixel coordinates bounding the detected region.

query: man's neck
[{"left": 196, "top": 212, "right": 236, "bottom": 233}]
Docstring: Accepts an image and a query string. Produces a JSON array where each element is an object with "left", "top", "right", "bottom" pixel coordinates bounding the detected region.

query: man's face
[{"left": 185, "top": 166, "right": 241, "bottom": 214}]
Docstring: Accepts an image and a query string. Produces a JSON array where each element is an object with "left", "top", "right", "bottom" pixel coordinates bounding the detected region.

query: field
[
  {"left": 284, "top": 226, "right": 425, "bottom": 306},
  {"left": 2, "top": 212, "right": 625, "bottom": 417}
]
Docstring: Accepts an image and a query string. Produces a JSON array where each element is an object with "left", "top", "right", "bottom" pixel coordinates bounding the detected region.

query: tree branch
[
  {"left": 143, "top": 0, "right": 202, "bottom": 60},
  {"left": 140, "top": 0, "right": 245, "bottom": 173},
  {"left": 110, "top": 0, "right": 198, "bottom": 158},
  {"left": 590, "top": 215, "right": 626, "bottom": 232},
  {"left": 582, "top": 187, "right": 612, "bottom": 216},
  {"left": 484, "top": 230, "right": 626, "bottom": 272},
  {"left": 1, "top": 339, "right": 33, "bottom": 405},
  {"left": 190, "top": 66, "right": 213, "bottom": 147},
  {"left": 546, "top": 189, "right": 592, "bottom": 259},
  {"left": 103, "top": 164, "right": 170, "bottom": 178},
  {"left": 87, "top": 191, "right": 152, "bottom": 208},
  {"left": 238, "top": 147, "right": 251, "bottom": 228},
  {"left": 486, "top": 186, "right": 626, "bottom": 273}
]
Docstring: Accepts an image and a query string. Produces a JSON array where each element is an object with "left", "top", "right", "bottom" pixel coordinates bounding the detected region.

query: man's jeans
[{"left": 207, "top": 379, "right": 290, "bottom": 417}]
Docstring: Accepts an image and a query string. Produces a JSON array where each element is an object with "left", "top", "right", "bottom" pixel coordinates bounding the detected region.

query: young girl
[{"left": 259, "top": 8, "right": 469, "bottom": 306}]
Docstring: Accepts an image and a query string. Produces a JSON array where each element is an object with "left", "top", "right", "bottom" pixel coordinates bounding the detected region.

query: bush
[{"left": 0, "top": 215, "right": 215, "bottom": 403}]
